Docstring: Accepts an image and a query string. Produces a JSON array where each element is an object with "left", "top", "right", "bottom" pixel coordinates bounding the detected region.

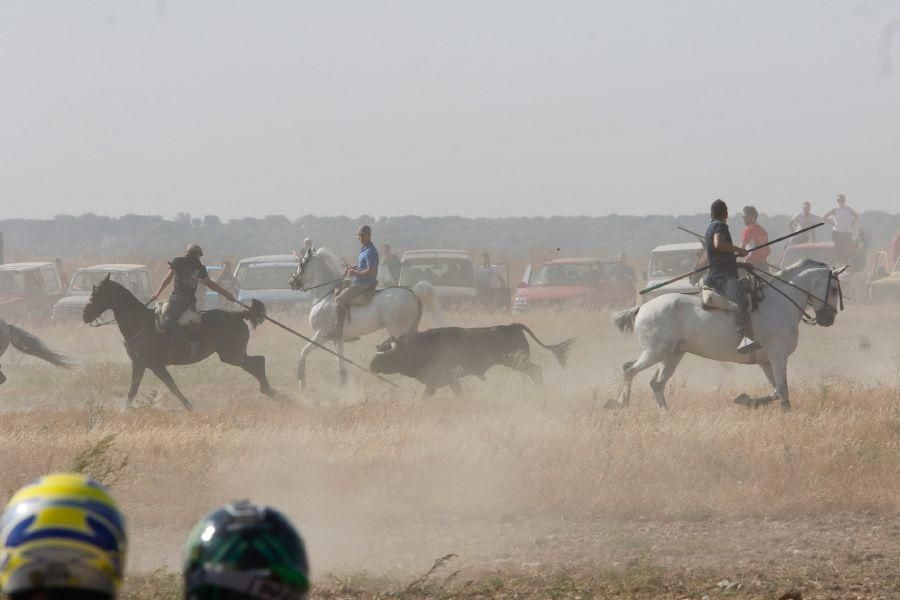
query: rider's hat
[
  {"left": 356, "top": 225, "right": 371, "bottom": 236},
  {"left": 186, "top": 244, "right": 204, "bottom": 257}
]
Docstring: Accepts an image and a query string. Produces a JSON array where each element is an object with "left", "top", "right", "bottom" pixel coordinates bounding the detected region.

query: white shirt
[
  {"left": 830, "top": 205, "right": 854, "bottom": 233},
  {"left": 791, "top": 212, "right": 820, "bottom": 230}
]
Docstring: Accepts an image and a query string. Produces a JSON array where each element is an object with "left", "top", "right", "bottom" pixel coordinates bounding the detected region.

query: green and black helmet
[{"left": 183, "top": 501, "right": 309, "bottom": 600}]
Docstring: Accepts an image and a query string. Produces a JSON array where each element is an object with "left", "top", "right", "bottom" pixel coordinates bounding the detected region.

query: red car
[{"left": 513, "top": 258, "right": 636, "bottom": 312}]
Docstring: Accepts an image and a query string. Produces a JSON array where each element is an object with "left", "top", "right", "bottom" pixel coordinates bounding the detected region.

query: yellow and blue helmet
[{"left": 0, "top": 473, "right": 127, "bottom": 599}]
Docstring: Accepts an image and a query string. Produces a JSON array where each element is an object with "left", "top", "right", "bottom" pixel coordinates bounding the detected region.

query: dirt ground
[{"left": 1, "top": 303, "right": 898, "bottom": 599}]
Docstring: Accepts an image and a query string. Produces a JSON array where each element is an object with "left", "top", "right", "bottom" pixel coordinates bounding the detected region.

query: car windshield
[
  {"left": 241, "top": 264, "right": 297, "bottom": 290},
  {"left": 400, "top": 258, "right": 475, "bottom": 287},
  {"left": 650, "top": 250, "right": 702, "bottom": 278},
  {"left": 71, "top": 271, "right": 127, "bottom": 292},
  {"left": 0, "top": 271, "right": 24, "bottom": 293},
  {"left": 531, "top": 263, "right": 604, "bottom": 286}
]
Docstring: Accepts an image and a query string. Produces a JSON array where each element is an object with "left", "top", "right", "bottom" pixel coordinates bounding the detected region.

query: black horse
[{"left": 83, "top": 275, "right": 275, "bottom": 410}]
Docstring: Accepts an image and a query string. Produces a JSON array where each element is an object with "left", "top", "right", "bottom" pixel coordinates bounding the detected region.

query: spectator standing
[
  {"left": 381, "top": 244, "right": 401, "bottom": 285},
  {"left": 739, "top": 206, "right": 771, "bottom": 270},
  {"left": 787, "top": 202, "right": 821, "bottom": 242},
  {"left": 891, "top": 225, "right": 900, "bottom": 269},
  {"left": 54, "top": 258, "right": 69, "bottom": 289},
  {"left": 822, "top": 194, "right": 858, "bottom": 267}
]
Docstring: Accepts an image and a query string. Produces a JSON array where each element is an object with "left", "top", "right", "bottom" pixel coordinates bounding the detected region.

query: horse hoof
[
  {"left": 603, "top": 399, "right": 622, "bottom": 410},
  {"left": 734, "top": 393, "right": 752, "bottom": 408},
  {"left": 780, "top": 402, "right": 791, "bottom": 412}
]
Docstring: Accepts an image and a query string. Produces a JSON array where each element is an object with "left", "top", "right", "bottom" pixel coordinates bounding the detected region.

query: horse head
[
  {"left": 83, "top": 274, "right": 114, "bottom": 324},
  {"left": 810, "top": 264, "right": 847, "bottom": 327},
  {"left": 289, "top": 247, "right": 315, "bottom": 291}
]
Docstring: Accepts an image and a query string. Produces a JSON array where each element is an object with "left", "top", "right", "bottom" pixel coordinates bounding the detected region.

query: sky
[{"left": 1, "top": 1, "right": 898, "bottom": 220}]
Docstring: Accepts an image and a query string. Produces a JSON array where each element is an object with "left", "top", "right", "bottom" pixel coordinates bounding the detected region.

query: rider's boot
[{"left": 735, "top": 301, "right": 761, "bottom": 354}]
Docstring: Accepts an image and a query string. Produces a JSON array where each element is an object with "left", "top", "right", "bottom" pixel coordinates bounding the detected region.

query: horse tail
[
  {"left": 240, "top": 299, "right": 267, "bottom": 329},
  {"left": 513, "top": 323, "right": 574, "bottom": 368},
  {"left": 7, "top": 324, "right": 75, "bottom": 368},
  {"left": 612, "top": 305, "right": 641, "bottom": 333},
  {"left": 411, "top": 281, "right": 445, "bottom": 327}
]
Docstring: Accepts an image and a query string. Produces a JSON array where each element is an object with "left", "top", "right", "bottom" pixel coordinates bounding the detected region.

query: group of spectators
[{"left": 0, "top": 473, "right": 310, "bottom": 600}]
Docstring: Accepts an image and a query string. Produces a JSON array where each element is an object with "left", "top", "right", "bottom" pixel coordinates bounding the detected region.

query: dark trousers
[
  {"left": 833, "top": 231, "right": 852, "bottom": 267},
  {"left": 161, "top": 294, "right": 193, "bottom": 331}
]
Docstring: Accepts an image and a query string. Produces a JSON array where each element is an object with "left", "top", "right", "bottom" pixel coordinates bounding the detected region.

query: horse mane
[
  {"left": 99, "top": 278, "right": 145, "bottom": 307},
  {"left": 776, "top": 258, "right": 829, "bottom": 279},
  {"left": 312, "top": 247, "right": 344, "bottom": 276}
]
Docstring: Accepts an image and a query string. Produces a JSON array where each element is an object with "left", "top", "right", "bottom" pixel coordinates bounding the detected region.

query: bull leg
[
  {"left": 648, "top": 352, "right": 684, "bottom": 411},
  {"left": 243, "top": 355, "right": 277, "bottom": 398},
  {"left": 605, "top": 349, "right": 660, "bottom": 409},
  {"left": 449, "top": 378, "right": 463, "bottom": 396},
  {"left": 126, "top": 361, "right": 146, "bottom": 409},
  {"left": 150, "top": 366, "right": 193, "bottom": 411},
  {"left": 0, "top": 367, "right": 6, "bottom": 386},
  {"left": 422, "top": 383, "right": 437, "bottom": 397}
]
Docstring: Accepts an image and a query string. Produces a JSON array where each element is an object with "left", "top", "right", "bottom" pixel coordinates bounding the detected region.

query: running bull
[{"left": 370, "top": 324, "right": 574, "bottom": 395}]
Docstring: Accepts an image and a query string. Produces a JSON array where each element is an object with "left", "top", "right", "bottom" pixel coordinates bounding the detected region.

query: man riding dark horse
[
  {"left": 334, "top": 225, "right": 379, "bottom": 341},
  {"left": 152, "top": 244, "right": 237, "bottom": 358},
  {"left": 704, "top": 199, "right": 761, "bottom": 354}
]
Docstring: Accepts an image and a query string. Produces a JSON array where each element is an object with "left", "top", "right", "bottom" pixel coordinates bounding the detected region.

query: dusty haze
[{"left": 2, "top": 1, "right": 899, "bottom": 220}]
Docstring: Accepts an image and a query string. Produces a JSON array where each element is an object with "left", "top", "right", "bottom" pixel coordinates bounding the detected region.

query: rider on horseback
[
  {"left": 704, "top": 199, "right": 761, "bottom": 354},
  {"left": 334, "top": 225, "right": 379, "bottom": 340},
  {"left": 152, "top": 244, "right": 237, "bottom": 358}
]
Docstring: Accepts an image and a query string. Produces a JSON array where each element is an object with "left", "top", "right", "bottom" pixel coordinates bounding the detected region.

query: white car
[
  {"left": 234, "top": 255, "right": 311, "bottom": 311},
  {"left": 53, "top": 264, "right": 153, "bottom": 322},
  {"left": 399, "top": 250, "right": 477, "bottom": 307},
  {"left": 642, "top": 242, "right": 704, "bottom": 302}
]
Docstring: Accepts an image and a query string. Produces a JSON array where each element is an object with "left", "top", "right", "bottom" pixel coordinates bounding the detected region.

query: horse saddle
[
  {"left": 701, "top": 276, "right": 761, "bottom": 312},
  {"left": 154, "top": 301, "right": 202, "bottom": 334},
  {"left": 349, "top": 288, "right": 377, "bottom": 306}
]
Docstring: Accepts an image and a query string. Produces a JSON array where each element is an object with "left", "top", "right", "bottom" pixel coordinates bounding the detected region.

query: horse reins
[{"left": 753, "top": 268, "right": 843, "bottom": 325}]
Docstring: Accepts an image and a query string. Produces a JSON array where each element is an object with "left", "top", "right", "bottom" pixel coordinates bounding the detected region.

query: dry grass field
[{"left": 0, "top": 302, "right": 898, "bottom": 599}]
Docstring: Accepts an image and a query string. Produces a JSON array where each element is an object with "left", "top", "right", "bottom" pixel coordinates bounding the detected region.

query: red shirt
[{"left": 740, "top": 223, "right": 770, "bottom": 265}]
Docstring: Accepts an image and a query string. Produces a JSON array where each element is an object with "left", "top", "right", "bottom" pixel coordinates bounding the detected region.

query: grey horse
[
  {"left": 609, "top": 260, "right": 845, "bottom": 411},
  {"left": 0, "top": 319, "right": 74, "bottom": 384}
]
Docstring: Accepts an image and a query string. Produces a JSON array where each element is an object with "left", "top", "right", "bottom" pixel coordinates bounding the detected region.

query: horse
[
  {"left": 608, "top": 260, "right": 845, "bottom": 411},
  {"left": 82, "top": 275, "right": 275, "bottom": 410},
  {"left": 289, "top": 247, "right": 444, "bottom": 388},
  {"left": 0, "top": 319, "right": 74, "bottom": 384}
]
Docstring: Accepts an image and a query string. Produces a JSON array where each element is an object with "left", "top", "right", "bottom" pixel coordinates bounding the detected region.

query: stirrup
[{"left": 737, "top": 337, "right": 761, "bottom": 354}]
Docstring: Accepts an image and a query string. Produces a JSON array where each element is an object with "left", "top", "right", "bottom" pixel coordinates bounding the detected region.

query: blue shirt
[
  {"left": 354, "top": 242, "right": 379, "bottom": 286},
  {"left": 704, "top": 219, "right": 738, "bottom": 290}
]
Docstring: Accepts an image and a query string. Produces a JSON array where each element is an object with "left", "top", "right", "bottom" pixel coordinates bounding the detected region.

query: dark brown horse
[{"left": 83, "top": 275, "right": 275, "bottom": 410}]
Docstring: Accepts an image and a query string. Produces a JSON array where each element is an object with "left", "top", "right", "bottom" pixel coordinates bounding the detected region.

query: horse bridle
[{"left": 755, "top": 268, "right": 843, "bottom": 325}]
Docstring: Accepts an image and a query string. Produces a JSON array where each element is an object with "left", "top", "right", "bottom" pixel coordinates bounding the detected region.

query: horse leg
[
  {"left": 0, "top": 367, "right": 5, "bottom": 386},
  {"left": 648, "top": 352, "right": 684, "bottom": 411},
  {"left": 335, "top": 336, "right": 348, "bottom": 386},
  {"left": 769, "top": 356, "right": 791, "bottom": 411},
  {"left": 297, "top": 332, "right": 323, "bottom": 390},
  {"left": 606, "top": 350, "right": 660, "bottom": 409},
  {"left": 126, "top": 361, "right": 146, "bottom": 409},
  {"left": 150, "top": 366, "right": 193, "bottom": 411},
  {"left": 241, "top": 355, "right": 276, "bottom": 398}
]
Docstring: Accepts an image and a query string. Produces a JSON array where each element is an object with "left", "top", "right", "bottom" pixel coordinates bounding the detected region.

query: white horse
[
  {"left": 609, "top": 260, "right": 845, "bottom": 411},
  {"left": 0, "top": 319, "right": 74, "bottom": 384},
  {"left": 289, "top": 247, "right": 444, "bottom": 388}
]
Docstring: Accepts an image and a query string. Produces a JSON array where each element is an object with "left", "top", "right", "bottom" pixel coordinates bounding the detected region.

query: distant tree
[{"left": 203, "top": 215, "right": 221, "bottom": 227}]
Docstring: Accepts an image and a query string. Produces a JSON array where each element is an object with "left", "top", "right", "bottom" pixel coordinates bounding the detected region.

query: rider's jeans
[
  {"left": 161, "top": 294, "right": 192, "bottom": 331},
  {"left": 721, "top": 275, "right": 750, "bottom": 337}
]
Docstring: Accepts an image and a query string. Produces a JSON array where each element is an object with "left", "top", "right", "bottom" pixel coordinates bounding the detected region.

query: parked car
[
  {"left": 52, "top": 264, "right": 153, "bottom": 322},
  {"left": 234, "top": 255, "right": 311, "bottom": 311},
  {"left": 641, "top": 242, "right": 704, "bottom": 302},
  {"left": 513, "top": 258, "right": 635, "bottom": 312},
  {"left": 868, "top": 252, "right": 900, "bottom": 302},
  {"left": 398, "top": 250, "right": 477, "bottom": 308},
  {"left": 0, "top": 262, "right": 65, "bottom": 322}
]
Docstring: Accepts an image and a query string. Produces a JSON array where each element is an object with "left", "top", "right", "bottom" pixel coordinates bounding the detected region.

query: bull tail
[
  {"left": 514, "top": 323, "right": 574, "bottom": 368},
  {"left": 240, "top": 299, "right": 267, "bottom": 329},
  {"left": 612, "top": 305, "right": 640, "bottom": 333},
  {"left": 411, "top": 281, "right": 445, "bottom": 327},
  {"left": 7, "top": 324, "right": 75, "bottom": 368}
]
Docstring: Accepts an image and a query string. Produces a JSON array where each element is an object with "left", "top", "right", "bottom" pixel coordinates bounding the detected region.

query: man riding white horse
[
  {"left": 704, "top": 199, "right": 760, "bottom": 354},
  {"left": 152, "top": 244, "right": 237, "bottom": 358},
  {"left": 334, "top": 225, "right": 380, "bottom": 341}
]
